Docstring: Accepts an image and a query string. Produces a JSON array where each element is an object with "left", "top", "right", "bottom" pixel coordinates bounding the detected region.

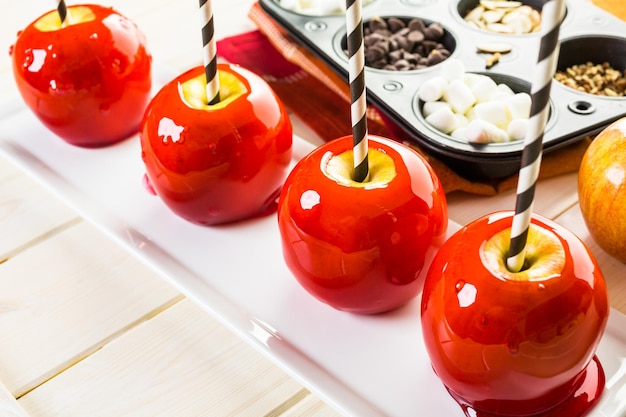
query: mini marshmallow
[
  {"left": 471, "top": 75, "right": 499, "bottom": 103},
  {"left": 418, "top": 58, "right": 532, "bottom": 144},
  {"left": 494, "top": 82, "right": 515, "bottom": 98},
  {"left": 279, "top": 0, "right": 300, "bottom": 9},
  {"left": 505, "top": 93, "right": 532, "bottom": 120},
  {"left": 425, "top": 106, "right": 459, "bottom": 134},
  {"left": 422, "top": 100, "right": 451, "bottom": 117},
  {"left": 464, "top": 119, "right": 510, "bottom": 143},
  {"left": 440, "top": 58, "right": 465, "bottom": 81},
  {"left": 463, "top": 72, "right": 485, "bottom": 88},
  {"left": 507, "top": 118, "right": 529, "bottom": 141},
  {"left": 473, "top": 100, "right": 510, "bottom": 129},
  {"left": 450, "top": 127, "right": 468, "bottom": 141},
  {"left": 465, "top": 105, "right": 477, "bottom": 121},
  {"left": 444, "top": 79, "right": 476, "bottom": 114},
  {"left": 418, "top": 76, "right": 448, "bottom": 102},
  {"left": 455, "top": 113, "right": 469, "bottom": 128}
]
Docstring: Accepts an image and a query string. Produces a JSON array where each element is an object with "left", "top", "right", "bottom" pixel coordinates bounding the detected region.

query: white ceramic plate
[{"left": 1, "top": 73, "right": 625, "bottom": 417}]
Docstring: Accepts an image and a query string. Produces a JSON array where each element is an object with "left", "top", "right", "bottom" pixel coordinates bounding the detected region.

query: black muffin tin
[{"left": 259, "top": 0, "right": 626, "bottom": 180}]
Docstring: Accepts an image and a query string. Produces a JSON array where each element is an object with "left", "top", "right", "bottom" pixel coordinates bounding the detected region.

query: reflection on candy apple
[
  {"left": 278, "top": 135, "right": 448, "bottom": 314},
  {"left": 578, "top": 117, "right": 626, "bottom": 264},
  {"left": 11, "top": 5, "right": 152, "bottom": 147},
  {"left": 140, "top": 63, "right": 293, "bottom": 225},
  {"left": 421, "top": 211, "right": 608, "bottom": 417}
]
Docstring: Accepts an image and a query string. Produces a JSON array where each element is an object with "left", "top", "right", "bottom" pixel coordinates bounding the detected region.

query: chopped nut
[
  {"left": 485, "top": 52, "right": 502, "bottom": 69},
  {"left": 555, "top": 61, "right": 626, "bottom": 96}
]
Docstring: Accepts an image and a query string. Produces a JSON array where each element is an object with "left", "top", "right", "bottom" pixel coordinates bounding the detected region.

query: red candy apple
[
  {"left": 578, "top": 117, "right": 626, "bottom": 264},
  {"left": 421, "top": 211, "right": 609, "bottom": 417},
  {"left": 140, "top": 63, "right": 293, "bottom": 225},
  {"left": 11, "top": 5, "right": 152, "bottom": 147},
  {"left": 277, "top": 135, "right": 448, "bottom": 314}
]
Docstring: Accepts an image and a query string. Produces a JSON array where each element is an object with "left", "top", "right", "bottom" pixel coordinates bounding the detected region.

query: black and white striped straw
[
  {"left": 199, "top": 0, "right": 220, "bottom": 105},
  {"left": 57, "top": 0, "right": 70, "bottom": 26},
  {"left": 507, "top": 0, "right": 566, "bottom": 273},
  {"left": 345, "top": 0, "right": 368, "bottom": 183}
]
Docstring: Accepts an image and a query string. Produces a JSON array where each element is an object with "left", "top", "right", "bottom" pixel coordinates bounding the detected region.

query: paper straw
[
  {"left": 56, "top": 0, "right": 71, "bottom": 26},
  {"left": 345, "top": 0, "right": 368, "bottom": 183},
  {"left": 507, "top": 0, "right": 566, "bottom": 273},
  {"left": 199, "top": 0, "right": 220, "bottom": 105}
]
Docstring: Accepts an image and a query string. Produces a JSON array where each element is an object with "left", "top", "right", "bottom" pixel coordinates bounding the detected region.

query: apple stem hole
[{"left": 484, "top": 224, "right": 566, "bottom": 281}]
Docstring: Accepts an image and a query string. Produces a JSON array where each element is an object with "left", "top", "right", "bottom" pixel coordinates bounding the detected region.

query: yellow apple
[{"left": 578, "top": 117, "right": 626, "bottom": 264}]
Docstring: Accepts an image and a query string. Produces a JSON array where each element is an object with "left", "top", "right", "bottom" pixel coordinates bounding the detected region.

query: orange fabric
[
  {"left": 239, "top": 2, "right": 603, "bottom": 195},
  {"left": 591, "top": 0, "right": 626, "bottom": 21}
]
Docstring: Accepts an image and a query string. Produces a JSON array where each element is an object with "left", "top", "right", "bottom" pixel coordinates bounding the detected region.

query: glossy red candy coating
[
  {"left": 278, "top": 135, "right": 448, "bottom": 314},
  {"left": 141, "top": 64, "right": 293, "bottom": 226},
  {"left": 421, "top": 211, "right": 609, "bottom": 416},
  {"left": 11, "top": 5, "right": 152, "bottom": 147}
]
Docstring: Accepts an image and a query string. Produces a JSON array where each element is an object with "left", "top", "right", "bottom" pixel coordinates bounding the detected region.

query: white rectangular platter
[{"left": 1, "top": 80, "right": 625, "bottom": 417}]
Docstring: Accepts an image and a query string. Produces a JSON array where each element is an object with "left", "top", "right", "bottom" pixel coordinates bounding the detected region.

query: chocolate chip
[
  {"left": 423, "top": 23, "right": 444, "bottom": 40},
  {"left": 407, "top": 30, "right": 425, "bottom": 44},
  {"left": 394, "top": 27, "right": 411, "bottom": 37},
  {"left": 368, "top": 17, "right": 387, "bottom": 32},
  {"left": 366, "top": 45, "right": 386, "bottom": 62},
  {"left": 414, "top": 44, "right": 426, "bottom": 56},
  {"left": 427, "top": 50, "right": 446, "bottom": 66},
  {"left": 394, "top": 59, "right": 412, "bottom": 71},
  {"left": 408, "top": 18, "right": 426, "bottom": 33},
  {"left": 405, "top": 53, "right": 419, "bottom": 65},
  {"left": 388, "top": 49, "right": 404, "bottom": 62},
  {"left": 387, "top": 17, "right": 406, "bottom": 32},
  {"left": 421, "top": 40, "right": 438, "bottom": 54},
  {"left": 364, "top": 32, "right": 385, "bottom": 46}
]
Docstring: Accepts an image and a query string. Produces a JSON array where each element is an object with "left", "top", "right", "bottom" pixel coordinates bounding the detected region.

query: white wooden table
[{"left": 1, "top": 1, "right": 625, "bottom": 416}]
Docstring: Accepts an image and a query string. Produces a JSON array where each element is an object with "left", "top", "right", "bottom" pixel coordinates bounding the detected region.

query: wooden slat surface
[
  {"left": 17, "top": 299, "right": 307, "bottom": 417},
  {"left": 0, "top": 160, "right": 77, "bottom": 257},
  {"left": 0, "top": 220, "right": 181, "bottom": 397},
  {"left": 281, "top": 393, "right": 344, "bottom": 417},
  {"left": 0, "top": 382, "right": 29, "bottom": 417}
]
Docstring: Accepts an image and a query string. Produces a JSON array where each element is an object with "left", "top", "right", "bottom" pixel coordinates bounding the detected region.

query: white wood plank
[
  {"left": 555, "top": 204, "right": 626, "bottom": 315},
  {"left": 0, "top": 382, "right": 30, "bottom": 417},
  {"left": 447, "top": 172, "right": 579, "bottom": 226},
  {"left": 0, "top": 156, "right": 78, "bottom": 258},
  {"left": 0, "top": 221, "right": 180, "bottom": 397},
  {"left": 18, "top": 298, "right": 306, "bottom": 417},
  {"left": 279, "top": 392, "right": 344, "bottom": 417}
]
